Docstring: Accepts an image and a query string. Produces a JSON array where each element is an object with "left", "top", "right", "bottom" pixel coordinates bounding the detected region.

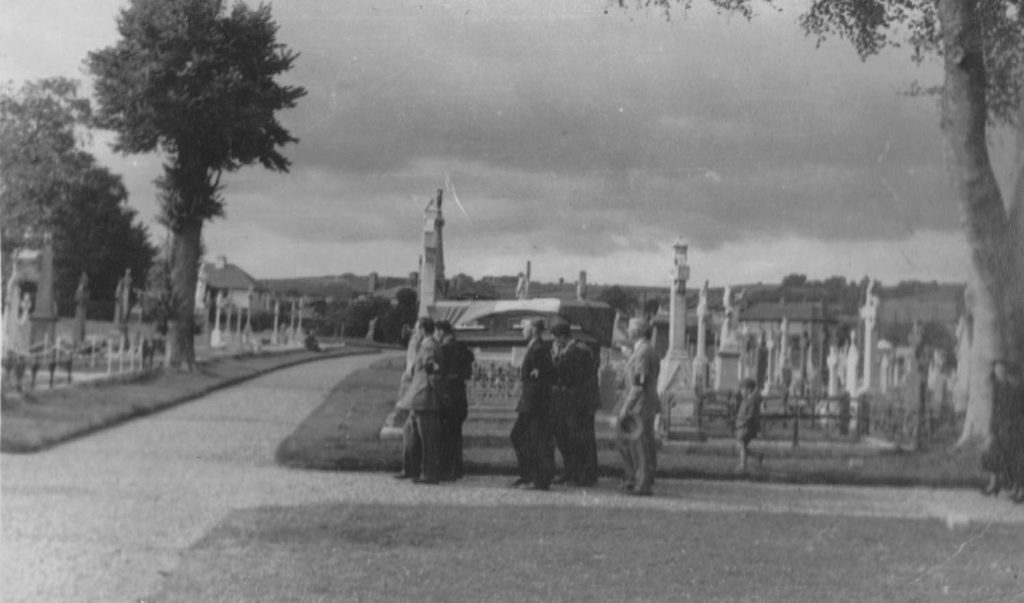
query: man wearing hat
[
  {"left": 510, "top": 317, "right": 557, "bottom": 490},
  {"left": 550, "top": 318, "right": 596, "bottom": 486},
  {"left": 616, "top": 317, "right": 661, "bottom": 496},
  {"left": 436, "top": 320, "right": 475, "bottom": 481}
]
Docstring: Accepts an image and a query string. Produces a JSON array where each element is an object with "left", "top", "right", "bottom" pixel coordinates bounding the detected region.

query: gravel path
[{"left": 2, "top": 352, "right": 1021, "bottom": 603}]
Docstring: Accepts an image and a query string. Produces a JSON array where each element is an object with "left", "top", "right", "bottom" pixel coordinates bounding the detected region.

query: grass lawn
[
  {"left": 146, "top": 501, "right": 1022, "bottom": 602},
  {"left": 1, "top": 346, "right": 378, "bottom": 453},
  {"left": 277, "top": 358, "right": 991, "bottom": 489}
]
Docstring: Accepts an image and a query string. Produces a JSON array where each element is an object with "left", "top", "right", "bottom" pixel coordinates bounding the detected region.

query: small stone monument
[
  {"left": 271, "top": 299, "right": 280, "bottom": 345},
  {"left": 845, "top": 330, "right": 860, "bottom": 394},
  {"left": 211, "top": 292, "right": 225, "bottom": 348},
  {"left": 714, "top": 286, "right": 742, "bottom": 390},
  {"left": 366, "top": 316, "right": 379, "bottom": 341},
  {"left": 692, "top": 280, "right": 710, "bottom": 390},
  {"left": 827, "top": 343, "right": 841, "bottom": 396}
]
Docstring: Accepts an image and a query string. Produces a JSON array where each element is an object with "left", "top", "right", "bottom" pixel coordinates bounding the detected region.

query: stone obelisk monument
[{"left": 418, "top": 189, "right": 445, "bottom": 318}]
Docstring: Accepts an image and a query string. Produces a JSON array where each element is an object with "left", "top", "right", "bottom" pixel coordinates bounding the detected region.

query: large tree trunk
[
  {"left": 166, "top": 218, "right": 202, "bottom": 370},
  {"left": 939, "top": 0, "right": 1020, "bottom": 446}
]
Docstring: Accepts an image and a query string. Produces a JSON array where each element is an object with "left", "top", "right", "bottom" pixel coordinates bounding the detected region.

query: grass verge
[{"left": 1, "top": 346, "right": 378, "bottom": 453}]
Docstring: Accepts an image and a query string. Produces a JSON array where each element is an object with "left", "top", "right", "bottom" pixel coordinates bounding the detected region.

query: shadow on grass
[
  {"left": 276, "top": 356, "right": 406, "bottom": 472},
  {"left": 147, "top": 501, "right": 1023, "bottom": 603}
]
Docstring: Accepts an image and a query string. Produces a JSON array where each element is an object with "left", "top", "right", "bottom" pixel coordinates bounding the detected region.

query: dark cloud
[{"left": 180, "top": 1, "right": 961, "bottom": 258}]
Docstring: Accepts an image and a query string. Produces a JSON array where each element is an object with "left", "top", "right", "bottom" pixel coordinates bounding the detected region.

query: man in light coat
[
  {"left": 616, "top": 317, "right": 661, "bottom": 496},
  {"left": 395, "top": 318, "right": 444, "bottom": 483}
]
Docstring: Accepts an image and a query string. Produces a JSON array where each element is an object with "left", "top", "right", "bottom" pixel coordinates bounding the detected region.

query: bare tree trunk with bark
[
  {"left": 939, "top": 0, "right": 1021, "bottom": 446},
  {"left": 166, "top": 219, "right": 202, "bottom": 371}
]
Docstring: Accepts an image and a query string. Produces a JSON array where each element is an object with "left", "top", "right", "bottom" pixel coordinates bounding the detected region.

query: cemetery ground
[
  {"left": 278, "top": 356, "right": 990, "bottom": 490},
  {"left": 3, "top": 354, "right": 1021, "bottom": 602}
]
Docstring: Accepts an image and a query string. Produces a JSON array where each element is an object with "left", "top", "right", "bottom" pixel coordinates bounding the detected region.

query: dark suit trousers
[
  {"left": 403, "top": 410, "right": 441, "bottom": 481},
  {"left": 577, "top": 412, "right": 599, "bottom": 484},
  {"left": 551, "top": 388, "right": 582, "bottom": 481},
  {"left": 510, "top": 412, "right": 554, "bottom": 486},
  {"left": 439, "top": 402, "right": 468, "bottom": 480}
]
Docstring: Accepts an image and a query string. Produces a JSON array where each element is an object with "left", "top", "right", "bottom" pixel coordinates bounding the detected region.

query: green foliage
[
  {"left": 50, "top": 165, "right": 156, "bottom": 317},
  {"left": 87, "top": 0, "right": 308, "bottom": 227},
  {"left": 598, "top": 285, "right": 640, "bottom": 315},
  {"left": 0, "top": 77, "right": 156, "bottom": 317},
  {"left": 0, "top": 78, "right": 92, "bottom": 247}
]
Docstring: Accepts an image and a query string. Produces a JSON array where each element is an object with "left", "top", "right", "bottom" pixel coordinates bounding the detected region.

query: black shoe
[
  {"left": 510, "top": 477, "right": 531, "bottom": 488},
  {"left": 620, "top": 482, "right": 635, "bottom": 493},
  {"left": 529, "top": 484, "right": 550, "bottom": 491},
  {"left": 394, "top": 473, "right": 413, "bottom": 480}
]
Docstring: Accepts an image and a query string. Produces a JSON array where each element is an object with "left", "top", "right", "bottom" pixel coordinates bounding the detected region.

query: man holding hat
[
  {"left": 550, "top": 318, "right": 596, "bottom": 486},
  {"left": 616, "top": 317, "right": 661, "bottom": 496},
  {"left": 510, "top": 317, "right": 557, "bottom": 490}
]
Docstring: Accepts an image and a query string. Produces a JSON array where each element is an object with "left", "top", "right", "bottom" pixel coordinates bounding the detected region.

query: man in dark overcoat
[
  {"left": 510, "top": 318, "right": 556, "bottom": 490},
  {"left": 437, "top": 320, "right": 474, "bottom": 481}
]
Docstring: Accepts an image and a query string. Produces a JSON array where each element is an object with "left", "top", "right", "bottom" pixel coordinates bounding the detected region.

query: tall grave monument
[
  {"left": 657, "top": 239, "right": 692, "bottom": 427},
  {"left": 418, "top": 189, "right": 446, "bottom": 317},
  {"left": 859, "top": 279, "right": 880, "bottom": 393}
]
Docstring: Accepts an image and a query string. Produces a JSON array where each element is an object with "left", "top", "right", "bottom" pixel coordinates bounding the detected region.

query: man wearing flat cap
[
  {"left": 616, "top": 317, "right": 661, "bottom": 496},
  {"left": 510, "top": 317, "right": 557, "bottom": 490},
  {"left": 550, "top": 319, "right": 596, "bottom": 486}
]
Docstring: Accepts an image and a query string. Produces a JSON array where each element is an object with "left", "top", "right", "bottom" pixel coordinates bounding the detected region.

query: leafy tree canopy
[
  {"left": 0, "top": 78, "right": 92, "bottom": 247},
  {"left": 87, "top": 0, "right": 308, "bottom": 226},
  {"left": 1, "top": 77, "right": 156, "bottom": 316}
]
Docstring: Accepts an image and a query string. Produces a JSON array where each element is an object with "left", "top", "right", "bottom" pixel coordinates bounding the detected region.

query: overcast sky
[{"left": 3, "top": 0, "right": 1011, "bottom": 287}]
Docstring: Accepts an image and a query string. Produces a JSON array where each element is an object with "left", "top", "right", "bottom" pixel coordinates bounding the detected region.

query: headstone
[
  {"left": 714, "top": 284, "right": 741, "bottom": 390},
  {"left": 880, "top": 351, "right": 891, "bottom": 394},
  {"left": 73, "top": 272, "right": 89, "bottom": 346},
  {"left": 845, "top": 330, "right": 860, "bottom": 394},
  {"left": 827, "top": 343, "right": 840, "bottom": 396},
  {"left": 271, "top": 300, "right": 280, "bottom": 345},
  {"left": 952, "top": 306, "right": 971, "bottom": 413},
  {"left": 692, "top": 280, "right": 710, "bottom": 389},
  {"left": 211, "top": 292, "right": 224, "bottom": 348}
]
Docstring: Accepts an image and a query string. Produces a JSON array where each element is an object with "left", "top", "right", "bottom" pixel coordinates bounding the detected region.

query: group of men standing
[
  {"left": 509, "top": 318, "right": 601, "bottom": 490},
  {"left": 395, "top": 313, "right": 663, "bottom": 497},
  {"left": 510, "top": 316, "right": 661, "bottom": 496},
  {"left": 395, "top": 317, "right": 475, "bottom": 484}
]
